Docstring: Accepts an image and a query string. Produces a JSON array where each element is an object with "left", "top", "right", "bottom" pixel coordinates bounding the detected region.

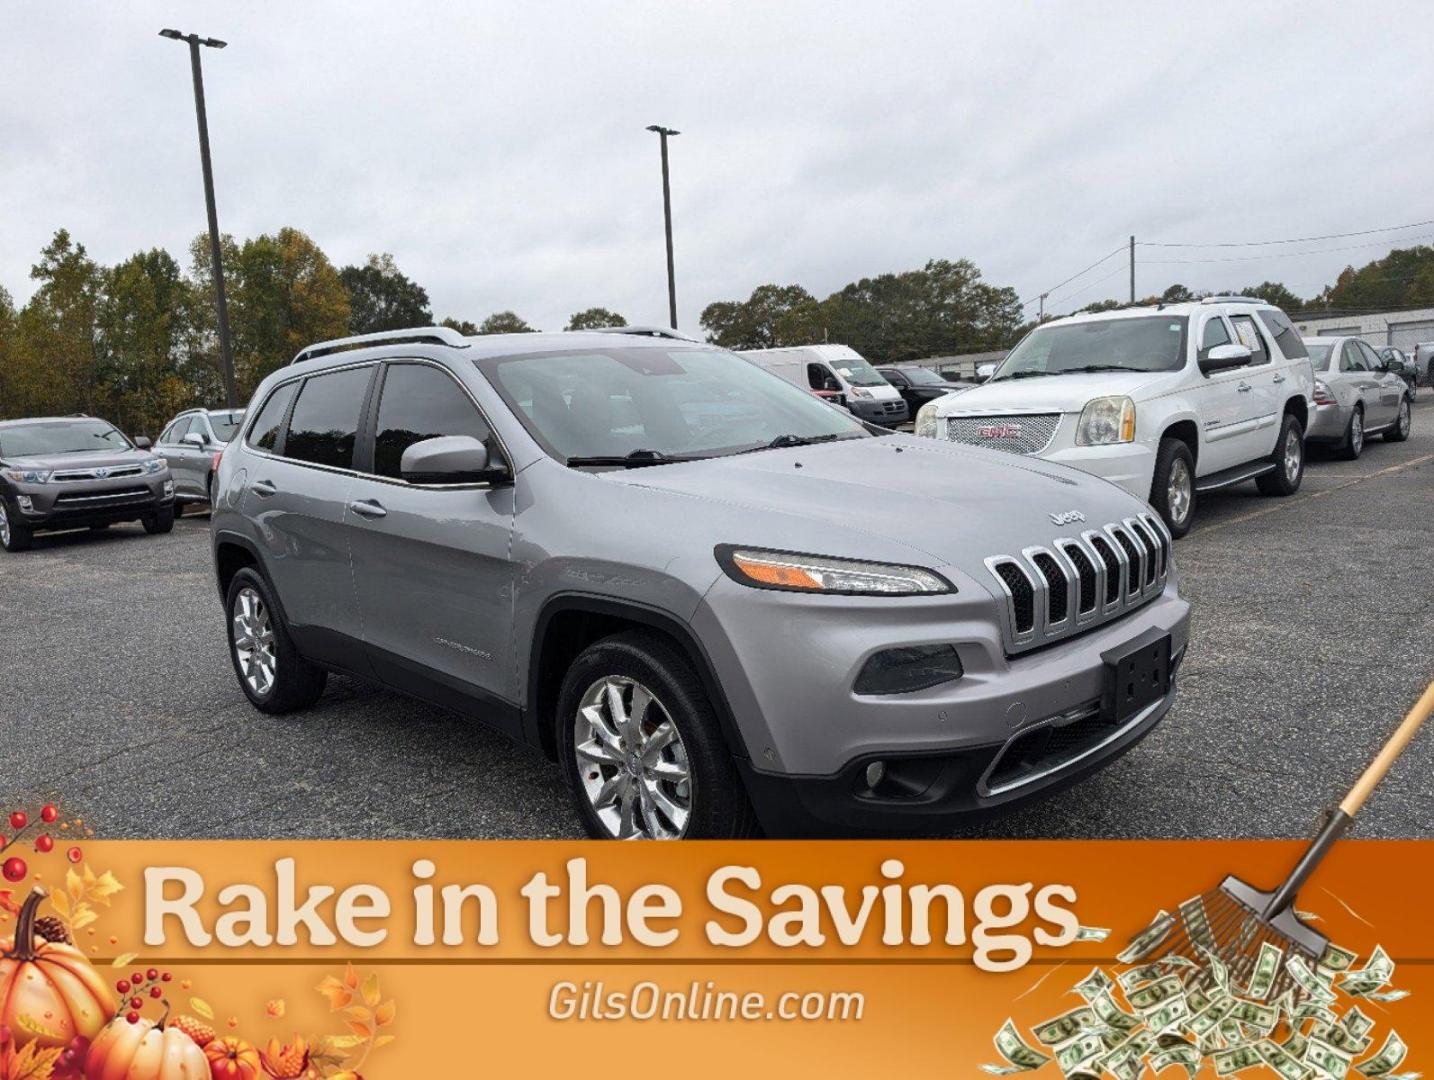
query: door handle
[
  {"left": 1272, "top": 374, "right": 1286, "bottom": 384},
  {"left": 1237, "top": 383, "right": 1253, "bottom": 392},
  {"left": 349, "top": 499, "right": 387, "bottom": 519},
  {"left": 252, "top": 479, "right": 277, "bottom": 497}
]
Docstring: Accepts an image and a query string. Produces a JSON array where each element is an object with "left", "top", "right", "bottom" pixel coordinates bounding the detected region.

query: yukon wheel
[
  {"left": 1384, "top": 397, "right": 1411, "bottom": 443},
  {"left": 1257, "top": 414, "right": 1305, "bottom": 495},
  {"left": 225, "top": 567, "right": 327, "bottom": 713},
  {"left": 1149, "top": 437, "right": 1196, "bottom": 539},
  {"left": 557, "top": 631, "right": 756, "bottom": 840}
]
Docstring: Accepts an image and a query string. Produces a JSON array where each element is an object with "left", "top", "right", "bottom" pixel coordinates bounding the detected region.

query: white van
[{"left": 739, "top": 344, "right": 909, "bottom": 427}]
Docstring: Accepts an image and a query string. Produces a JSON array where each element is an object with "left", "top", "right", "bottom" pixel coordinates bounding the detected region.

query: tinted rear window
[
  {"left": 283, "top": 367, "right": 373, "bottom": 469},
  {"left": 246, "top": 381, "right": 298, "bottom": 453},
  {"left": 1255, "top": 308, "right": 1309, "bottom": 360}
]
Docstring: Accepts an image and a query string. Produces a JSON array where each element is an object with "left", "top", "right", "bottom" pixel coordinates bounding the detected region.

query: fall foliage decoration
[
  {"left": 0, "top": 889, "right": 115, "bottom": 1052},
  {"left": 84, "top": 1014, "right": 207, "bottom": 1080},
  {"left": 312, "top": 965, "right": 393, "bottom": 1077},
  {"left": 166, "top": 1016, "right": 214, "bottom": 1050}
]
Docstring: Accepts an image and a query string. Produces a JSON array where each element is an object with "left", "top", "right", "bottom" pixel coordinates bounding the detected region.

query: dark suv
[{"left": 0, "top": 416, "right": 174, "bottom": 552}]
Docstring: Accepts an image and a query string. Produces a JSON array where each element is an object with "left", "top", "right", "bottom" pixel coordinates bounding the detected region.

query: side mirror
[
  {"left": 182, "top": 432, "right": 207, "bottom": 448},
  {"left": 400, "top": 435, "right": 506, "bottom": 485},
  {"left": 133, "top": 436, "right": 152, "bottom": 449},
  {"left": 1199, "top": 343, "right": 1252, "bottom": 375}
]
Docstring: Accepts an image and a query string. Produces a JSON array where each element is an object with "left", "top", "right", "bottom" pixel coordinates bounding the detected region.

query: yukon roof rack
[
  {"left": 290, "top": 326, "right": 470, "bottom": 365},
  {"left": 1198, "top": 295, "right": 1265, "bottom": 305},
  {"left": 588, "top": 325, "right": 703, "bottom": 343}
]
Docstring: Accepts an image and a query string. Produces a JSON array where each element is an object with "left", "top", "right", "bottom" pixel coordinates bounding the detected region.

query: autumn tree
[
  {"left": 565, "top": 307, "right": 627, "bottom": 331},
  {"left": 700, "top": 284, "right": 820, "bottom": 350},
  {"left": 1319, "top": 246, "right": 1434, "bottom": 312},
  {"left": 14, "top": 229, "right": 105, "bottom": 417},
  {"left": 477, "top": 311, "right": 535, "bottom": 334},
  {"left": 340, "top": 253, "right": 432, "bottom": 334}
]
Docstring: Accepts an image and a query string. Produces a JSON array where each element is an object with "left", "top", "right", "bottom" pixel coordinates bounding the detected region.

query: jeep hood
[
  {"left": 604, "top": 435, "right": 1150, "bottom": 572},
  {"left": 936, "top": 371, "right": 1161, "bottom": 414}
]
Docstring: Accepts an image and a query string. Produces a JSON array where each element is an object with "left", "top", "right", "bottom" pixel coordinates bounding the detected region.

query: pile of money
[{"left": 982, "top": 906, "right": 1415, "bottom": 1080}]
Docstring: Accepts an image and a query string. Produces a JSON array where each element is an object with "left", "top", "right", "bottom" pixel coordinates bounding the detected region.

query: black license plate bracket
[{"left": 1101, "top": 628, "right": 1172, "bottom": 723}]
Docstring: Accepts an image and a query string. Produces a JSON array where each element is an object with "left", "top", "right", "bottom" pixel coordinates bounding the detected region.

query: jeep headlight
[
  {"left": 915, "top": 401, "right": 940, "bottom": 439},
  {"left": 1075, "top": 395, "right": 1136, "bottom": 446},
  {"left": 2, "top": 468, "right": 51, "bottom": 484},
  {"left": 717, "top": 546, "right": 953, "bottom": 595}
]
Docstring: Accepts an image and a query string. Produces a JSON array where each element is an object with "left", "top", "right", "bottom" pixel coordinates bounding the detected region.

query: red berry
[
  {"left": 116, "top": 980, "right": 130, "bottom": 994},
  {"left": 66, "top": 846, "right": 82, "bottom": 864},
  {"left": 129, "top": 997, "right": 143, "bottom": 1010},
  {"left": 1, "top": 857, "right": 26, "bottom": 883},
  {"left": 131, "top": 972, "right": 143, "bottom": 986},
  {"left": 150, "top": 986, "right": 162, "bottom": 999},
  {"left": 41, "top": 805, "right": 58, "bottom": 824},
  {"left": 35, "top": 834, "right": 54, "bottom": 853},
  {"left": 8, "top": 812, "right": 26, "bottom": 831},
  {"left": 161, "top": 972, "right": 172, "bottom": 982},
  {"left": 146, "top": 968, "right": 159, "bottom": 981},
  {"left": 126, "top": 1012, "right": 140, "bottom": 1025}
]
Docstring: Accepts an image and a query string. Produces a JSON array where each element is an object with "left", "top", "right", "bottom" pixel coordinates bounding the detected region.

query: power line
[
  {"left": 1140, "top": 232, "right": 1434, "bottom": 266},
  {"left": 1021, "top": 245, "right": 1126, "bottom": 308},
  {"left": 1141, "top": 217, "right": 1434, "bottom": 248}
]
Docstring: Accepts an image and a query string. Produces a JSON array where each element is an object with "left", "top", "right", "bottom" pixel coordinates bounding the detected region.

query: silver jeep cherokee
[{"left": 211, "top": 326, "right": 1191, "bottom": 838}]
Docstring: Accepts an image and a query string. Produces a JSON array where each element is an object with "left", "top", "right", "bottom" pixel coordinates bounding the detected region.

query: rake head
[{"left": 1148, "top": 876, "right": 1328, "bottom": 1004}]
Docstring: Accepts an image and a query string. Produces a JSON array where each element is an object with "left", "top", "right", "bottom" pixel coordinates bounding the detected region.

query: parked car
[
  {"left": 975, "top": 361, "right": 999, "bottom": 383},
  {"left": 1411, "top": 342, "right": 1434, "bottom": 387},
  {"left": 739, "top": 344, "right": 908, "bottom": 427},
  {"left": 912, "top": 298, "right": 1316, "bottom": 538},
  {"left": 156, "top": 407, "right": 245, "bottom": 514},
  {"left": 1303, "top": 337, "right": 1412, "bottom": 458},
  {"left": 875, "top": 364, "right": 975, "bottom": 415},
  {"left": 212, "top": 325, "right": 1190, "bottom": 839},
  {"left": 1375, "top": 346, "right": 1418, "bottom": 401},
  {"left": 0, "top": 415, "right": 173, "bottom": 552}
]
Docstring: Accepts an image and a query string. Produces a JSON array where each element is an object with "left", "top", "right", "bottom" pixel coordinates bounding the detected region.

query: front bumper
[
  {"left": 1305, "top": 402, "right": 1350, "bottom": 441},
  {"left": 1040, "top": 441, "right": 1156, "bottom": 500},
  {"left": 693, "top": 574, "right": 1190, "bottom": 834},
  {"left": 850, "top": 397, "right": 909, "bottom": 426},
  {"left": 5, "top": 476, "right": 173, "bottom": 530}
]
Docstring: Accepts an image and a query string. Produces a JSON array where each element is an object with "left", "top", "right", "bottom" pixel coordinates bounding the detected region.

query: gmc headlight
[
  {"left": 915, "top": 402, "right": 939, "bottom": 439},
  {"left": 1076, "top": 396, "right": 1136, "bottom": 446},
  {"left": 2, "top": 468, "right": 51, "bottom": 484},
  {"left": 144, "top": 458, "right": 167, "bottom": 474},
  {"left": 717, "top": 546, "right": 953, "bottom": 595}
]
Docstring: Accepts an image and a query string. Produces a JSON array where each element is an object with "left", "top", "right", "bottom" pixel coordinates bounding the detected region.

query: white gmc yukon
[{"left": 914, "top": 298, "right": 1316, "bottom": 536}]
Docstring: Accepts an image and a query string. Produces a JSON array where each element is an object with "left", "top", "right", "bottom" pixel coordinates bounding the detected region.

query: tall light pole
[
  {"left": 646, "top": 125, "right": 680, "bottom": 329},
  {"left": 160, "top": 28, "right": 238, "bottom": 408}
]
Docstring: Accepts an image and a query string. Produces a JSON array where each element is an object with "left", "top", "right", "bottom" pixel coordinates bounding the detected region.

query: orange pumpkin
[
  {"left": 0, "top": 887, "right": 114, "bottom": 1050},
  {"left": 84, "top": 1015, "right": 209, "bottom": 1080},
  {"left": 204, "top": 1036, "right": 262, "bottom": 1080}
]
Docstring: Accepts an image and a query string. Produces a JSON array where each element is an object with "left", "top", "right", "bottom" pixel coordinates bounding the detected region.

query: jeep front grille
[
  {"left": 984, "top": 513, "right": 1172, "bottom": 654},
  {"left": 944, "top": 413, "right": 1061, "bottom": 455}
]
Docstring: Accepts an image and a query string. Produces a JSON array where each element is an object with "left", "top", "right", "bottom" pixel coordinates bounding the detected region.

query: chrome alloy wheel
[
  {"left": 1398, "top": 399, "right": 1411, "bottom": 438},
  {"left": 231, "top": 586, "right": 277, "bottom": 697},
  {"left": 0, "top": 503, "right": 10, "bottom": 547},
  {"left": 1284, "top": 426, "right": 1303, "bottom": 483},
  {"left": 1167, "top": 457, "right": 1193, "bottom": 528},
  {"left": 1350, "top": 411, "right": 1364, "bottom": 455},
  {"left": 573, "top": 676, "right": 692, "bottom": 839}
]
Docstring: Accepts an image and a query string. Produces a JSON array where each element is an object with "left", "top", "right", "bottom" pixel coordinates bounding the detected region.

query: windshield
[
  {"left": 1305, "top": 342, "right": 1333, "bottom": 371},
  {"left": 207, "top": 410, "right": 245, "bottom": 442},
  {"left": 479, "top": 347, "right": 870, "bottom": 463},
  {"left": 0, "top": 419, "right": 132, "bottom": 458},
  {"left": 994, "top": 316, "right": 1189, "bottom": 379},
  {"left": 827, "top": 355, "right": 886, "bottom": 387},
  {"left": 902, "top": 367, "right": 948, "bottom": 386}
]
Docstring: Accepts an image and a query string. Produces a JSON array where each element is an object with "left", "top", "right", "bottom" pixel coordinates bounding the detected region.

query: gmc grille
[{"left": 984, "top": 513, "right": 1172, "bottom": 654}]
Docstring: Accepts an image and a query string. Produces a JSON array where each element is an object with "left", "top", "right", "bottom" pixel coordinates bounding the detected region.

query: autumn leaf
[
  {"left": 47, "top": 891, "right": 70, "bottom": 920},
  {"left": 360, "top": 972, "right": 381, "bottom": 1008},
  {"left": 343, "top": 963, "right": 359, "bottom": 990},
  {"left": 316, "top": 975, "right": 353, "bottom": 1011},
  {"left": 0, "top": 890, "right": 19, "bottom": 917},
  {"left": 345, "top": 1020, "right": 372, "bottom": 1040},
  {"left": 65, "top": 868, "right": 84, "bottom": 904},
  {"left": 190, "top": 997, "right": 215, "bottom": 1020},
  {"left": 373, "top": 1000, "right": 395, "bottom": 1027},
  {"left": 265, "top": 999, "right": 286, "bottom": 1019},
  {"left": 2, "top": 1041, "right": 65, "bottom": 1080},
  {"left": 342, "top": 1006, "right": 371, "bottom": 1025},
  {"left": 111, "top": 952, "right": 138, "bottom": 968},
  {"left": 373, "top": 1034, "right": 396, "bottom": 1049}
]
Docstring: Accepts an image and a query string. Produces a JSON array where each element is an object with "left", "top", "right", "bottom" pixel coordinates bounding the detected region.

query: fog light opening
[
  {"left": 864, "top": 761, "right": 886, "bottom": 789},
  {"left": 16, "top": 495, "right": 34, "bottom": 512},
  {"left": 853, "top": 644, "right": 964, "bottom": 695}
]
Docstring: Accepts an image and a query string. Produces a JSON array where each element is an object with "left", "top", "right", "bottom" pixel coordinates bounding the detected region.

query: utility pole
[
  {"left": 646, "top": 125, "right": 680, "bottom": 329},
  {"left": 1038, "top": 292, "right": 1048, "bottom": 321},
  {"left": 1129, "top": 235, "right": 1136, "bottom": 304},
  {"left": 161, "top": 28, "right": 238, "bottom": 409}
]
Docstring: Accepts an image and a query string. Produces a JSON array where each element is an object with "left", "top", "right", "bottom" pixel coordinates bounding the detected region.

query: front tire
[
  {"left": 557, "top": 631, "right": 757, "bottom": 840},
  {"left": 0, "top": 502, "right": 33, "bottom": 552},
  {"left": 143, "top": 506, "right": 175, "bottom": 534},
  {"left": 225, "top": 567, "right": 327, "bottom": 713},
  {"left": 1385, "top": 397, "right": 1412, "bottom": 442},
  {"left": 1336, "top": 407, "right": 1364, "bottom": 461},
  {"left": 1149, "top": 438, "right": 1196, "bottom": 539},
  {"left": 174, "top": 500, "right": 186, "bottom": 518},
  {"left": 1257, "top": 414, "right": 1305, "bottom": 495}
]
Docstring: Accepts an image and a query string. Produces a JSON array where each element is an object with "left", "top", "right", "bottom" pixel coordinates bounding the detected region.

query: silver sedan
[{"left": 1303, "top": 336, "right": 1412, "bottom": 459}]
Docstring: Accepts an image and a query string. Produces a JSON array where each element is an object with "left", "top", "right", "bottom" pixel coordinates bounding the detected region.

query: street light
[
  {"left": 160, "top": 28, "right": 238, "bottom": 409},
  {"left": 646, "top": 125, "right": 680, "bottom": 329}
]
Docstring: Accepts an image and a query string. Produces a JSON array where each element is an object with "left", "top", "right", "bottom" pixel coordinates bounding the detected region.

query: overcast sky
[{"left": 3, "top": 2, "right": 1432, "bottom": 332}]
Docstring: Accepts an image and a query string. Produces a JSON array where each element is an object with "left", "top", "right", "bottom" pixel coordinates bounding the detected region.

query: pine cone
[{"left": 33, "top": 915, "right": 70, "bottom": 944}]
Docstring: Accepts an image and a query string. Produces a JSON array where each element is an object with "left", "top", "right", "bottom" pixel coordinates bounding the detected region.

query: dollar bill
[
  {"left": 1150, "top": 1044, "right": 1200, "bottom": 1078},
  {"left": 1146, "top": 997, "right": 1191, "bottom": 1034},
  {"left": 1228, "top": 999, "right": 1279, "bottom": 1033},
  {"left": 1119, "top": 963, "right": 1170, "bottom": 992},
  {"left": 1307, "top": 1037, "right": 1354, "bottom": 1079},
  {"left": 1118, "top": 911, "right": 1176, "bottom": 964},
  {"left": 1312, "top": 1021, "right": 1373, "bottom": 1057},
  {"left": 1128, "top": 975, "right": 1185, "bottom": 1014},
  {"left": 1034, "top": 1007, "right": 1099, "bottom": 1047},
  {"left": 1319, "top": 943, "right": 1358, "bottom": 973},
  {"left": 1283, "top": 1032, "right": 1309, "bottom": 1059},
  {"left": 1340, "top": 947, "right": 1394, "bottom": 997},
  {"left": 1091, "top": 990, "right": 1142, "bottom": 1034},
  {"left": 1342, "top": 1008, "right": 1375, "bottom": 1040},
  {"left": 1355, "top": 1032, "right": 1407, "bottom": 1078},
  {"left": 986, "top": 1019, "right": 1054, "bottom": 1074},
  {"left": 1362, "top": 989, "right": 1409, "bottom": 1004},
  {"left": 1076, "top": 925, "right": 1112, "bottom": 942},
  {"left": 1288, "top": 955, "right": 1339, "bottom": 1005},
  {"left": 1200, "top": 945, "right": 1232, "bottom": 993},
  {"left": 1213, "top": 1044, "right": 1263, "bottom": 1076},
  {"left": 1179, "top": 895, "right": 1217, "bottom": 952},
  {"left": 1186, "top": 985, "right": 1211, "bottom": 1015},
  {"left": 1056, "top": 1033, "right": 1107, "bottom": 1075},
  {"left": 1259, "top": 1038, "right": 1312, "bottom": 1080},
  {"left": 1074, "top": 967, "right": 1114, "bottom": 1002},
  {"left": 1246, "top": 941, "right": 1284, "bottom": 1001},
  {"left": 1187, "top": 997, "right": 1237, "bottom": 1039}
]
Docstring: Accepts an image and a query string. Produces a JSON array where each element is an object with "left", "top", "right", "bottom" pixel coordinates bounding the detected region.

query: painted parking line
[{"left": 1193, "top": 452, "right": 1434, "bottom": 537}]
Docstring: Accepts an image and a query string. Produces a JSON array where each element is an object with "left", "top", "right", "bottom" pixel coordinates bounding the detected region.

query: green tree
[
  {"left": 13, "top": 229, "right": 105, "bottom": 417},
  {"left": 439, "top": 316, "right": 479, "bottom": 335},
  {"left": 565, "top": 307, "right": 627, "bottom": 331},
  {"left": 700, "top": 284, "right": 820, "bottom": 349},
  {"left": 339, "top": 253, "right": 432, "bottom": 334},
  {"left": 1236, "top": 281, "right": 1305, "bottom": 313},
  {"left": 1319, "top": 246, "right": 1434, "bottom": 312},
  {"left": 1160, "top": 283, "right": 1197, "bottom": 304},
  {"left": 478, "top": 311, "right": 535, "bottom": 334}
]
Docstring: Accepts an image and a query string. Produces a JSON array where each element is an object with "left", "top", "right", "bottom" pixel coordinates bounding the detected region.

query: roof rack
[
  {"left": 290, "top": 326, "right": 470, "bottom": 365},
  {"left": 1198, "top": 295, "right": 1265, "bottom": 305},
  {"left": 588, "top": 325, "right": 703, "bottom": 343}
]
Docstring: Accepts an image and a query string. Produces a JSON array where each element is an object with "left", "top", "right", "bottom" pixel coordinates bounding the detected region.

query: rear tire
[
  {"left": 1149, "top": 438, "right": 1196, "bottom": 539},
  {"left": 0, "top": 503, "right": 33, "bottom": 553},
  {"left": 1336, "top": 407, "right": 1364, "bottom": 460},
  {"left": 557, "top": 630, "right": 757, "bottom": 840},
  {"left": 1384, "top": 397, "right": 1412, "bottom": 442},
  {"left": 225, "top": 567, "right": 327, "bottom": 713},
  {"left": 143, "top": 506, "right": 175, "bottom": 534},
  {"left": 1256, "top": 414, "right": 1305, "bottom": 495},
  {"left": 174, "top": 500, "right": 186, "bottom": 518}
]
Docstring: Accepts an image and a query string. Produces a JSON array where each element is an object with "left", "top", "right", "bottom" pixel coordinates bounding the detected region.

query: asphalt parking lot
[{"left": 3, "top": 408, "right": 1431, "bottom": 841}]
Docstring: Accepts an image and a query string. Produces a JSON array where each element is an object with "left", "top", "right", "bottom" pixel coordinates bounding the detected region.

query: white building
[{"left": 1292, "top": 307, "right": 1434, "bottom": 351}]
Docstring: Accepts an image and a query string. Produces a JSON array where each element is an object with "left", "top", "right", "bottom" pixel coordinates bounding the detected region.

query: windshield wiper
[
  {"left": 565, "top": 448, "right": 704, "bottom": 469},
  {"left": 993, "top": 370, "right": 1051, "bottom": 380},
  {"left": 1053, "top": 365, "right": 1132, "bottom": 375},
  {"left": 736, "top": 433, "right": 844, "bottom": 454}
]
